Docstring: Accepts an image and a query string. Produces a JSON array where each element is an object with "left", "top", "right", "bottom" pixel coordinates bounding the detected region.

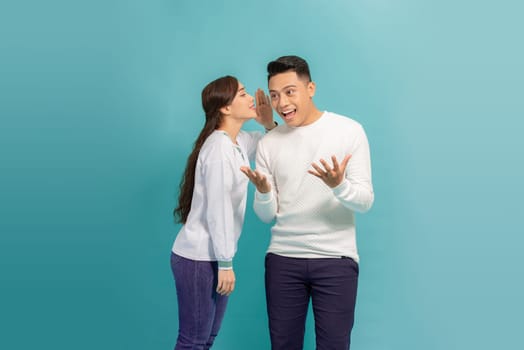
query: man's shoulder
[
  {"left": 259, "top": 124, "right": 287, "bottom": 142},
  {"left": 324, "top": 111, "right": 364, "bottom": 130}
]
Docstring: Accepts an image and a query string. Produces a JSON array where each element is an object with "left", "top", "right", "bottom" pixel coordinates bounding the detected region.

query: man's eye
[
  {"left": 270, "top": 94, "right": 278, "bottom": 100},
  {"left": 286, "top": 89, "right": 295, "bottom": 95}
]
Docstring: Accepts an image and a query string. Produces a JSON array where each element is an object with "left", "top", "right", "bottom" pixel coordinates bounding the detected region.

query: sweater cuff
[
  {"left": 255, "top": 190, "right": 273, "bottom": 202},
  {"left": 332, "top": 178, "right": 350, "bottom": 196},
  {"left": 218, "top": 261, "right": 233, "bottom": 270}
]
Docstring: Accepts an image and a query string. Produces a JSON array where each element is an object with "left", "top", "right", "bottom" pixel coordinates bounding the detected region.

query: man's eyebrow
[{"left": 269, "top": 84, "right": 297, "bottom": 92}]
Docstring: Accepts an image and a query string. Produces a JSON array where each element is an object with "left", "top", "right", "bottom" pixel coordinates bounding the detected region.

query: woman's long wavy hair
[{"left": 174, "top": 76, "right": 239, "bottom": 223}]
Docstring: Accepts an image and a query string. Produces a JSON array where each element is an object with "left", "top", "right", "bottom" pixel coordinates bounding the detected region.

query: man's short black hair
[{"left": 267, "top": 55, "right": 312, "bottom": 82}]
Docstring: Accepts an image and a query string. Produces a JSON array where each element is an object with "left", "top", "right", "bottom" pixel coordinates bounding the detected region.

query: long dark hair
[{"left": 174, "top": 75, "right": 239, "bottom": 223}]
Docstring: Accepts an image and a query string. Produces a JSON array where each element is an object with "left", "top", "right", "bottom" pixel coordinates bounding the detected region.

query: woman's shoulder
[
  {"left": 237, "top": 129, "right": 263, "bottom": 145},
  {"left": 202, "top": 130, "right": 230, "bottom": 146},
  {"left": 199, "top": 131, "right": 233, "bottom": 161}
]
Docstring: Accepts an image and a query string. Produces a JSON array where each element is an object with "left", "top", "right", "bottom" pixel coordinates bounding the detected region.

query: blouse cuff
[{"left": 218, "top": 260, "right": 233, "bottom": 270}]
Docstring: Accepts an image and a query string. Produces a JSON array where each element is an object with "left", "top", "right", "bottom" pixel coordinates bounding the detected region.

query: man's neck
[{"left": 302, "top": 107, "right": 323, "bottom": 126}]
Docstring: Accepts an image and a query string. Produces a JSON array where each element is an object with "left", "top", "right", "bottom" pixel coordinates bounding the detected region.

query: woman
[{"left": 171, "top": 75, "right": 275, "bottom": 349}]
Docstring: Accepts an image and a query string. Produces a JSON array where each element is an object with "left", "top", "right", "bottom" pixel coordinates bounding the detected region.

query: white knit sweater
[{"left": 253, "top": 112, "right": 374, "bottom": 262}]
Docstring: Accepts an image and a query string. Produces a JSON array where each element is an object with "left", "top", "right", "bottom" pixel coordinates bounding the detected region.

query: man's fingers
[
  {"left": 319, "top": 158, "right": 332, "bottom": 172},
  {"left": 340, "top": 154, "right": 352, "bottom": 170},
  {"left": 308, "top": 169, "right": 322, "bottom": 178},
  {"left": 311, "top": 162, "right": 326, "bottom": 176},
  {"left": 328, "top": 154, "right": 351, "bottom": 173},
  {"left": 331, "top": 155, "right": 340, "bottom": 171}
]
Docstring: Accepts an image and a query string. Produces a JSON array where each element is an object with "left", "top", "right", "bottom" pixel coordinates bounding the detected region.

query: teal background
[{"left": 1, "top": 0, "right": 523, "bottom": 349}]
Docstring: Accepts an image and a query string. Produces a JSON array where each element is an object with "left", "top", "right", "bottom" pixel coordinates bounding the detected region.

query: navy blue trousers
[
  {"left": 171, "top": 253, "right": 229, "bottom": 350},
  {"left": 265, "top": 253, "right": 359, "bottom": 350}
]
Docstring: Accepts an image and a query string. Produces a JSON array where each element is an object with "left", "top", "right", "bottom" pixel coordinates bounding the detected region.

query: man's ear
[
  {"left": 307, "top": 81, "right": 316, "bottom": 98},
  {"left": 220, "top": 105, "right": 231, "bottom": 115}
]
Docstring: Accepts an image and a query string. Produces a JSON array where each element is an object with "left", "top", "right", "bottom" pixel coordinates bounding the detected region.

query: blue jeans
[
  {"left": 171, "top": 253, "right": 229, "bottom": 350},
  {"left": 265, "top": 253, "right": 359, "bottom": 350}
]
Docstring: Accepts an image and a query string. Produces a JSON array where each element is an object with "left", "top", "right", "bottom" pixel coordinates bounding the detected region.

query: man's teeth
[{"left": 282, "top": 110, "right": 295, "bottom": 116}]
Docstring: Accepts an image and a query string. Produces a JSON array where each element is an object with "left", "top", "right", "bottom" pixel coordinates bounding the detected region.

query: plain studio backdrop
[{"left": 1, "top": 0, "right": 523, "bottom": 349}]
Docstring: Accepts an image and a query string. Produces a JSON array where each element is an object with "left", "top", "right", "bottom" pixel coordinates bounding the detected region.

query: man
[{"left": 241, "top": 55, "right": 374, "bottom": 349}]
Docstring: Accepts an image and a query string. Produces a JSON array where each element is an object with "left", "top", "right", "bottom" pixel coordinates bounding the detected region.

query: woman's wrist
[
  {"left": 265, "top": 121, "right": 278, "bottom": 132},
  {"left": 218, "top": 260, "right": 233, "bottom": 269}
]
